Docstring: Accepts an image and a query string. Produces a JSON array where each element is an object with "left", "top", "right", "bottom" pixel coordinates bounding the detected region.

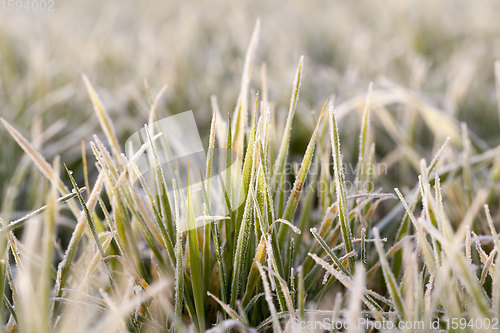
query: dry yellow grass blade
[{"left": 82, "top": 75, "right": 121, "bottom": 161}]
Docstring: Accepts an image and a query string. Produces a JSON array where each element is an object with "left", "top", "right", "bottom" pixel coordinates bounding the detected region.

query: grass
[{"left": 1, "top": 1, "right": 500, "bottom": 332}]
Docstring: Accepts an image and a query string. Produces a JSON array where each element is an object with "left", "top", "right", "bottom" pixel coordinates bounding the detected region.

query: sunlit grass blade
[
  {"left": 82, "top": 75, "right": 121, "bottom": 160},
  {"left": 0, "top": 118, "right": 79, "bottom": 216},
  {"left": 235, "top": 94, "right": 258, "bottom": 237},
  {"left": 271, "top": 56, "right": 304, "bottom": 194}
]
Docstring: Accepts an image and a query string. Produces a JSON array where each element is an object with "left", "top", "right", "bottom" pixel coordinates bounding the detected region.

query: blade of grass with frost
[
  {"left": 66, "top": 165, "right": 106, "bottom": 259},
  {"left": 230, "top": 186, "right": 255, "bottom": 308},
  {"left": 92, "top": 137, "right": 118, "bottom": 180},
  {"left": 82, "top": 75, "right": 121, "bottom": 161},
  {"left": 255, "top": 156, "right": 272, "bottom": 238},
  {"left": 172, "top": 177, "right": 198, "bottom": 323},
  {"left": 444, "top": 243, "right": 491, "bottom": 317},
  {"left": 328, "top": 102, "right": 354, "bottom": 270},
  {"left": 373, "top": 228, "right": 406, "bottom": 319},
  {"left": 128, "top": 184, "right": 167, "bottom": 268},
  {"left": 224, "top": 113, "right": 235, "bottom": 258},
  {"left": 355, "top": 83, "right": 372, "bottom": 191},
  {"left": 65, "top": 165, "right": 120, "bottom": 293},
  {"left": 480, "top": 248, "right": 496, "bottom": 284},
  {"left": 95, "top": 142, "right": 163, "bottom": 269},
  {"left": 361, "top": 228, "right": 367, "bottom": 264},
  {"left": 319, "top": 143, "right": 331, "bottom": 214},
  {"left": 77, "top": 232, "right": 115, "bottom": 291},
  {"left": 278, "top": 99, "right": 325, "bottom": 245},
  {"left": 241, "top": 236, "right": 266, "bottom": 307},
  {"left": 232, "top": 20, "right": 260, "bottom": 157},
  {"left": 81, "top": 139, "right": 90, "bottom": 191},
  {"left": 235, "top": 99, "right": 258, "bottom": 240},
  {"left": 202, "top": 111, "right": 216, "bottom": 266},
  {"left": 394, "top": 137, "right": 450, "bottom": 241},
  {"left": 260, "top": 106, "right": 272, "bottom": 172},
  {"left": 144, "top": 125, "right": 175, "bottom": 246},
  {"left": 294, "top": 156, "right": 318, "bottom": 256},
  {"left": 172, "top": 178, "right": 184, "bottom": 330},
  {"left": 132, "top": 164, "right": 175, "bottom": 266},
  {"left": 0, "top": 118, "right": 79, "bottom": 216},
  {"left": 419, "top": 171, "right": 439, "bottom": 230},
  {"left": 250, "top": 185, "right": 287, "bottom": 311},
  {"left": 485, "top": 204, "right": 500, "bottom": 251},
  {"left": 302, "top": 204, "right": 338, "bottom": 275},
  {"left": 256, "top": 263, "right": 281, "bottom": 333},
  {"left": 255, "top": 148, "right": 285, "bottom": 278},
  {"left": 394, "top": 188, "right": 436, "bottom": 275},
  {"left": 135, "top": 155, "right": 175, "bottom": 266},
  {"left": 310, "top": 228, "right": 350, "bottom": 276},
  {"left": 310, "top": 227, "right": 383, "bottom": 312},
  {"left": 1, "top": 190, "right": 81, "bottom": 234},
  {"left": 207, "top": 292, "right": 243, "bottom": 323},
  {"left": 419, "top": 175, "right": 443, "bottom": 265},
  {"left": 434, "top": 175, "right": 454, "bottom": 242},
  {"left": 91, "top": 143, "right": 130, "bottom": 256},
  {"left": 263, "top": 266, "right": 295, "bottom": 319},
  {"left": 186, "top": 166, "right": 205, "bottom": 331},
  {"left": 367, "top": 143, "right": 375, "bottom": 193},
  {"left": 308, "top": 253, "right": 383, "bottom": 319},
  {"left": 271, "top": 56, "right": 303, "bottom": 195},
  {"left": 52, "top": 171, "right": 104, "bottom": 320},
  {"left": 205, "top": 110, "right": 227, "bottom": 304}
]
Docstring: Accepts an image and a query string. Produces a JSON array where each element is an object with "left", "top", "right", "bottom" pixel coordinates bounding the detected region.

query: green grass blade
[
  {"left": 52, "top": 171, "right": 105, "bottom": 320},
  {"left": 271, "top": 56, "right": 304, "bottom": 195},
  {"left": 230, "top": 186, "right": 255, "bottom": 308},
  {"left": 186, "top": 167, "right": 205, "bottom": 331},
  {"left": 328, "top": 101, "right": 354, "bottom": 271},
  {"left": 355, "top": 83, "right": 373, "bottom": 190},
  {"left": 278, "top": 99, "right": 325, "bottom": 244}
]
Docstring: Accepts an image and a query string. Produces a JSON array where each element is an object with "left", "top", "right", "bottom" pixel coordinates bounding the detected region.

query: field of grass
[{"left": 1, "top": 0, "right": 500, "bottom": 332}]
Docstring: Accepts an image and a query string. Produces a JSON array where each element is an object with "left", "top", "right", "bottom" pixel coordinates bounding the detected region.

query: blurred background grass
[{"left": 1, "top": 0, "right": 500, "bottom": 215}]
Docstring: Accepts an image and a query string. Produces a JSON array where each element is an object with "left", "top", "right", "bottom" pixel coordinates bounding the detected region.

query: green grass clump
[{"left": 1, "top": 22, "right": 500, "bottom": 333}]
